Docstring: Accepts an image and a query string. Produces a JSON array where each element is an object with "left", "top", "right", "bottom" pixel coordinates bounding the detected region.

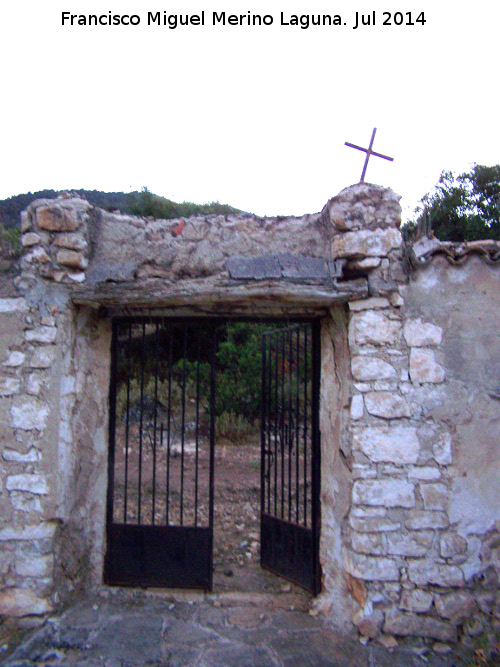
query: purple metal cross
[{"left": 345, "top": 128, "right": 394, "bottom": 182}]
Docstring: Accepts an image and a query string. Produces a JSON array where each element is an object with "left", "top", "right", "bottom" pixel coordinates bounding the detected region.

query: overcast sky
[{"left": 1, "top": 0, "right": 498, "bottom": 222}]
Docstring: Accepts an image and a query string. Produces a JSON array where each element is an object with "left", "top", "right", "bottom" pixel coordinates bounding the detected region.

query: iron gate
[
  {"left": 260, "top": 322, "right": 321, "bottom": 594},
  {"left": 104, "top": 318, "right": 216, "bottom": 589}
]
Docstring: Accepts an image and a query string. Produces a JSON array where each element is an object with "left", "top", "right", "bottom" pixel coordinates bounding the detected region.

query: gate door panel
[
  {"left": 261, "top": 322, "right": 321, "bottom": 594},
  {"left": 105, "top": 318, "right": 216, "bottom": 590}
]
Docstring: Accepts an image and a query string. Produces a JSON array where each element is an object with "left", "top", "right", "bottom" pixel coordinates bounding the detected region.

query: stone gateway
[{"left": 0, "top": 183, "right": 499, "bottom": 649}]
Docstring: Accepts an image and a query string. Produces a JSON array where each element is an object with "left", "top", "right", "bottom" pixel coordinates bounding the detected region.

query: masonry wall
[{"left": 0, "top": 186, "right": 498, "bottom": 650}]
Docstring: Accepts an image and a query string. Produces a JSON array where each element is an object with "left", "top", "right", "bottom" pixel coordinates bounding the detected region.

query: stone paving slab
[{"left": 1, "top": 594, "right": 470, "bottom": 667}]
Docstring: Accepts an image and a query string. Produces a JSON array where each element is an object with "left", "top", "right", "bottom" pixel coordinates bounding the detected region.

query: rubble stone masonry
[{"left": 0, "top": 185, "right": 499, "bottom": 650}]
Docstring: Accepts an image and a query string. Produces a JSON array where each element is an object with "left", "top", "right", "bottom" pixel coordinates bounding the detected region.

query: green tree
[{"left": 405, "top": 164, "right": 500, "bottom": 242}]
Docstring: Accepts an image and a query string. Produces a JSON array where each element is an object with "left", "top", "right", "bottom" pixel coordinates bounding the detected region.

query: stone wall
[{"left": 0, "top": 184, "right": 498, "bottom": 650}]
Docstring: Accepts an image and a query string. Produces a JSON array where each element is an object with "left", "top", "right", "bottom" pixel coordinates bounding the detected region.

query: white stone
[
  {"left": 344, "top": 549, "right": 399, "bottom": 581},
  {"left": 2, "top": 351, "right": 25, "bottom": 367},
  {"left": 2, "top": 447, "right": 40, "bottom": 462},
  {"left": 351, "top": 356, "right": 396, "bottom": 381},
  {"left": 409, "top": 348, "right": 445, "bottom": 383},
  {"left": 25, "top": 326, "right": 57, "bottom": 343},
  {"left": 353, "top": 426, "right": 420, "bottom": 464},
  {"left": 0, "top": 377, "right": 21, "bottom": 396},
  {"left": 408, "top": 466, "right": 441, "bottom": 481},
  {"left": 0, "top": 589, "right": 53, "bottom": 617},
  {"left": 0, "top": 523, "right": 56, "bottom": 541},
  {"left": 373, "top": 380, "right": 398, "bottom": 392},
  {"left": 351, "top": 394, "right": 364, "bottom": 420},
  {"left": 333, "top": 228, "right": 402, "bottom": 258},
  {"left": 27, "top": 373, "right": 45, "bottom": 395},
  {"left": 404, "top": 318, "right": 443, "bottom": 347},
  {"left": 21, "top": 232, "right": 41, "bottom": 247},
  {"left": 10, "top": 396, "right": 49, "bottom": 430},
  {"left": 0, "top": 298, "right": 28, "bottom": 313},
  {"left": 390, "top": 293, "right": 405, "bottom": 307},
  {"left": 67, "top": 271, "right": 86, "bottom": 282},
  {"left": 420, "top": 483, "right": 448, "bottom": 511},
  {"left": 60, "top": 374, "right": 76, "bottom": 395},
  {"left": 15, "top": 554, "right": 53, "bottom": 577},
  {"left": 351, "top": 310, "right": 401, "bottom": 346},
  {"left": 30, "top": 347, "right": 56, "bottom": 368},
  {"left": 408, "top": 560, "right": 464, "bottom": 587},
  {"left": 354, "top": 383, "right": 371, "bottom": 393},
  {"left": 351, "top": 531, "right": 386, "bottom": 555},
  {"left": 9, "top": 491, "right": 42, "bottom": 513},
  {"left": 405, "top": 511, "right": 449, "bottom": 530},
  {"left": 364, "top": 392, "right": 411, "bottom": 419},
  {"left": 349, "top": 298, "right": 390, "bottom": 311},
  {"left": 386, "top": 531, "right": 433, "bottom": 557},
  {"left": 352, "top": 480, "right": 415, "bottom": 508},
  {"left": 433, "top": 433, "right": 452, "bottom": 466},
  {"left": 400, "top": 589, "right": 433, "bottom": 613},
  {"left": 6, "top": 473, "right": 48, "bottom": 495},
  {"left": 349, "top": 516, "right": 402, "bottom": 533}
]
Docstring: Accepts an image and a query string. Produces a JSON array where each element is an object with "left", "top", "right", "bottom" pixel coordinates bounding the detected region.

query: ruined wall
[{"left": 0, "top": 184, "right": 498, "bottom": 651}]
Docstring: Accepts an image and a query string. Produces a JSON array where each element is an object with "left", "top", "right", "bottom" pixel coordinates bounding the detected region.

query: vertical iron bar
[
  {"left": 152, "top": 321, "right": 160, "bottom": 525},
  {"left": 311, "top": 320, "right": 322, "bottom": 595},
  {"left": 180, "top": 325, "right": 188, "bottom": 526},
  {"left": 106, "top": 320, "right": 119, "bottom": 529},
  {"left": 166, "top": 324, "right": 173, "bottom": 525},
  {"left": 273, "top": 334, "right": 278, "bottom": 517},
  {"left": 137, "top": 322, "right": 146, "bottom": 524},
  {"left": 288, "top": 327, "right": 293, "bottom": 522},
  {"left": 208, "top": 324, "right": 217, "bottom": 591},
  {"left": 295, "top": 327, "right": 300, "bottom": 524},
  {"left": 260, "top": 332, "right": 267, "bottom": 516},
  {"left": 303, "top": 325, "right": 309, "bottom": 528},
  {"left": 124, "top": 321, "right": 132, "bottom": 524},
  {"left": 266, "top": 334, "right": 272, "bottom": 513},
  {"left": 280, "top": 330, "right": 285, "bottom": 520},
  {"left": 194, "top": 329, "right": 201, "bottom": 526}
]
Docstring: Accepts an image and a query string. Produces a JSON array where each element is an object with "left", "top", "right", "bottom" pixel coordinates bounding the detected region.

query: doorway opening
[{"left": 104, "top": 317, "right": 321, "bottom": 596}]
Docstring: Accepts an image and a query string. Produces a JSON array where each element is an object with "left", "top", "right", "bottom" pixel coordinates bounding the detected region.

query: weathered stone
[
  {"left": 21, "top": 210, "right": 31, "bottom": 232},
  {"left": 364, "top": 392, "right": 411, "bottom": 419},
  {"left": 56, "top": 249, "right": 88, "bottom": 270},
  {"left": 351, "top": 531, "right": 386, "bottom": 555},
  {"left": 408, "top": 560, "right": 464, "bottom": 587},
  {"left": 400, "top": 589, "right": 433, "bottom": 613},
  {"left": 351, "top": 356, "right": 396, "bottom": 381},
  {"left": 421, "top": 483, "right": 448, "bottom": 511},
  {"left": 6, "top": 473, "right": 48, "bottom": 495},
  {"left": 15, "top": 553, "right": 53, "bottom": 577},
  {"left": 2, "top": 447, "right": 40, "bottom": 462},
  {"left": 21, "top": 232, "right": 41, "bottom": 247},
  {"left": 353, "top": 426, "right": 419, "bottom": 464},
  {"left": 0, "top": 298, "right": 28, "bottom": 313},
  {"left": 349, "top": 297, "right": 390, "bottom": 311},
  {"left": 28, "top": 246, "right": 51, "bottom": 263},
  {"left": 403, "top": 319, "right": 443, "bottom": 347},
  {"left": 0, "top": 589, "right": 52, "bottom": 616},
  {"left": 0, "top": 377, "right": 21, "bottom": 396},
  {"left": 10, "top": 396, "right": 49, "bottom": 430},
  {"left": 25, "top": 325, "right": 57, "bottom": 343},
  {"left": 37, "top": 205, "right": 78, "bottom": 232},
  {"left": 27, "top": 373, "right": 45, "bottom": 395},
  {"left": 0, "top": 523, "right": 56, "bottom": 541},
  {"left": 349, "top": 516, "right": 401, "bottom": 533},
  {"left": 333, "top": 228, "right": 402, "bottom": 258},
  {"left": 2, "top": 350, "right": 25, "bottom": 367},
  {"left": 9, "top": 491, "right": 42, "bottom": 513},
  {"left": 30, "top": 347, "right": 56, "bottom": 368},
  {"left": 440, "top": 534, "right": 468, "bottom": 558},
  {"left": 386, "top": 531, "right": 433, "bottom": 557},
  {"left": 353, "top": 480, "right": 415, "bottom": 508},
  {"left": 433, "top": 434, "right": 452, "bottom": 466},
  {"left": 352, "top": 608, "right": 384, "bottom": 638},
  {"left": 351, "top": 310, "right": 401, "bottom": 346},
  {"left": 384, "top": 609, "right": 457, "bottom": 643},
  {"left": 350, "top": 394, "right": 364, "bottom": 420},
  {"left": 408, "top": 466, "right": 441, "bottom": 481},
  {"left": 344, "top": 550, "right": 399, "bottom": 581},
  {"left": 410, "top": 348, "right": 445, "bottom": 383},
  {"left": 435, "top": 591, "right": 476, "bottom": 622},
  {"left": 54, "top": 233, "right": 88, "bottom": 251},
  {"left": 405, "top": 511, "right": 449, "bottom": 531}
]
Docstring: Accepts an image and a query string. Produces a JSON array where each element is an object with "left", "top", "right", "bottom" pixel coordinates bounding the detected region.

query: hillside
[{"left": 0, "top": 188, "right": 243, "bottom": 229}]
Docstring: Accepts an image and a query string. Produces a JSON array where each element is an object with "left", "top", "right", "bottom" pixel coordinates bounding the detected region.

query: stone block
[
  {"left": 408, "top": 560, "right": 464, "bottom": 587},
  {"left": 405, "top": 511, "right": 449, "bottom": 530},
  {"left": 25, "top": 326, "right": 57, "bottom": 344},
  {"left": 15, "top": 553, "right": 53, "bottom": 577},
  {"left": 350, "top": 394, "right": 364, "bottom": 420},
  {"left": 0, "top": 377, "right": 21, "bottom": 396},
  {"left": 408, "top": 466, "right": 441, "bottom": 481},
  {"left": 351, "top": 356, "right": 396, "bottom": 381},
  {"left": 403, "top": 319, "right": 443, "bottom": 347},
  {"left": 37, "top": 205, "right": 77, "bottom": 232},
  {"left": 54, "top": 233, "right": 88, "bottom": 251},
  {"left": 30, "top": 347, "right": 56, "bottom": 368},
  {"left": 2, "top": 447, "right": 40, "bottom": 462},
  {"left": 420, "top": 483, "right": 448, "bottom": 511},
  {"left": 349, "top": 516, "right": 401, "bottom": 533},
  {"left": 400, "top": 589, "right": 433, "bottom": 613},
  {"left": 433, "top": 434, "right": 452, "bottom": 466},
  {"left": 435, "top": 591, "right": 476, "bottom": 622},
  {"left": 351, "top": 531, "right": 387, "bottom": 555},
  {"left": 410, "top": 348, "right": 445, "bottom": 383},
  {"left": 352, "top": 608, "right": 384, "bottom": 638},
  {"left": 0, "top": 588, "right": 53, "bottom": 616},
  {"left": 9, "top": 491, "right": 42, "bottom": 513},
  {"left": 6, "top": 473, "right": 48, "bottom": 495},
  {"left": 56, "top": 249, "right": 88, "bottom": 270},
  {"left": 349, "top": 297, "right": 390, "bottom": 311},
  {"left": 0, "top": 523, "right": 56, "bottom": 541},
  {"left": 351, "top": 310, "right": 401, "bottom": 346},
  {"left": 333, "top": 228, "right": 402, "bottom": 258},
  {"left": 0, "top": 298, "right": 28, "bottom": 313},
  {"left": 384, "top": 609, "right": 457, "bottom": 643},
  {"left": 364, "top": 392, "right": 411, "bottom": 419},
  {"left": 2, "top": 350, "right": 25, "bottom": 367},
  {"left": 440, "top": 534, "right": 468, "bottom": 558},
  {"left": 353, "top": 480, "right": 415, "bottom": 508},
  {"left": 344, "top": 550, "right": 399, "bottom": 581},
  {"left": 10, "top": 396, "right": 49, "bottom": 430},
  {"left": 353, "top": 426, "right": 419, "bottom": 464},
  {"left": 21, "top": 232, "right": 41, "bottom": 247},
  {"left": 386, "top": 531, "right": 433, "bottom": 557}
]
